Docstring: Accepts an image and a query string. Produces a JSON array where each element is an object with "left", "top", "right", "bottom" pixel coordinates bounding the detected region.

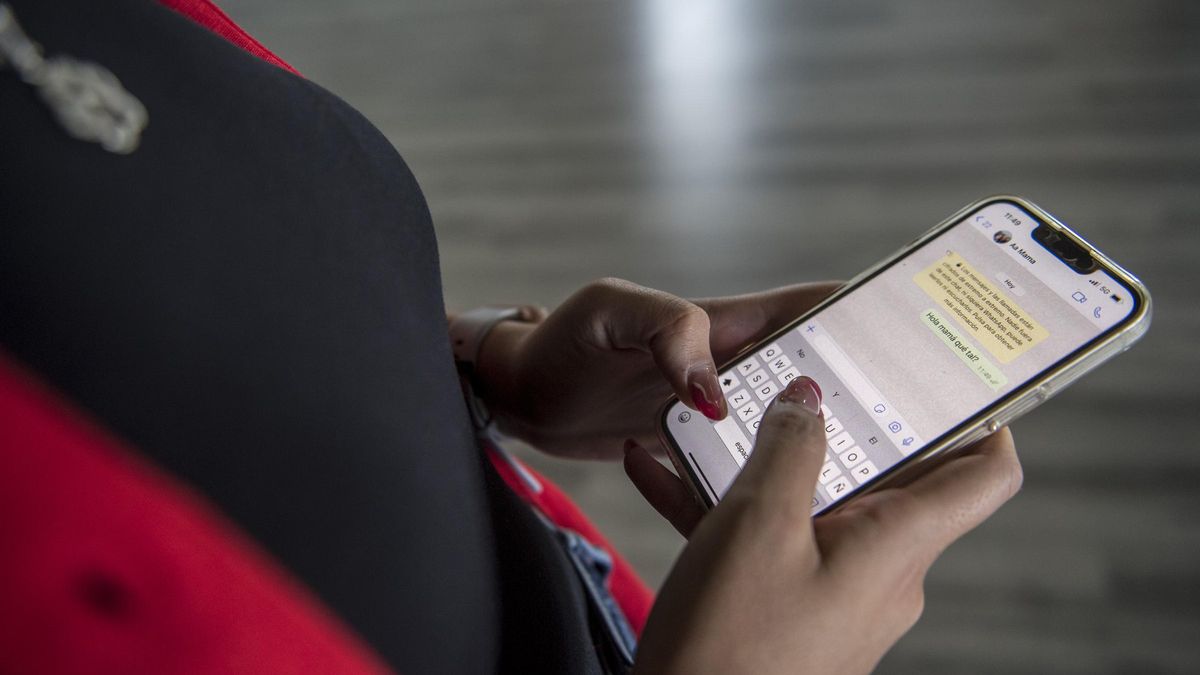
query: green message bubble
[{"left": 921, "top": 308, "right": 1008, "bottom": 391}]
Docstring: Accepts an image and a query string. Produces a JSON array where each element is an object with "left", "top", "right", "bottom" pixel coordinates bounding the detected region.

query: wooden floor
[{"left": 221, "top": 1, "right": 1200, "bottom": 671}]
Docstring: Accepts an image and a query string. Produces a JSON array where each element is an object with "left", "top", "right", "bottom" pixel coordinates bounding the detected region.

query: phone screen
[{"left": 665, "top": 198, "right": 1141, "bottom": 514}]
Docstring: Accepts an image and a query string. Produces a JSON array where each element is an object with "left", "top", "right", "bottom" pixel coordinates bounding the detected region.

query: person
[{"left": 0, "top": 0, "right": 1022, "bottom": 673}]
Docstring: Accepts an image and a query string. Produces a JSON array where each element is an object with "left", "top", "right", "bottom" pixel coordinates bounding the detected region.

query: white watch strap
[
  {"left": 449, "top": 306, "right": 526, "bottom": 365},
  {"left": 448, "top": 306, "right": 537, "bottom": 429}
]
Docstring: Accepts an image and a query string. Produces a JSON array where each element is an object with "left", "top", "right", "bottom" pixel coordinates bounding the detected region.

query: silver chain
[{"left": 0, "top": 3, "right": 147, "bottom": 154}]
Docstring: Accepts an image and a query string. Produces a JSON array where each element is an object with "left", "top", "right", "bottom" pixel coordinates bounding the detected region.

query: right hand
[{"left": 627, "top": 376, "right": 1023, "bottom": 674}]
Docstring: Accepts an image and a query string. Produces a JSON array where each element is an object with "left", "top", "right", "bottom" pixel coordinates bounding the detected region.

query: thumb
[
  {"left": 646, "top": 302, "right": 726, "bottom": 422},
  {"left": 729, "top": 376, "right": 827, "bottom": 522}
]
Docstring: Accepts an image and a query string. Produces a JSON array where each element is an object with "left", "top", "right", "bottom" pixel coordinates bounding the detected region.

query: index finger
[
  {"left": 899, "top": 427, "right": 1023, "bottom": 555},
  {"left": 825, "top": 428, "right": 1022, "bottom": 570}
]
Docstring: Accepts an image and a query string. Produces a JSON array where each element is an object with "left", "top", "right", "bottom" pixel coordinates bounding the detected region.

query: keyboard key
[
  {"left": 826, "top": 476, "right": 853, "bottom": 501},
  {"left": 768, "top": 355, "right": 793, "bottom": 374},
  {"left": 746, "top": 414, "right": 763, "bottom": 436},
  {"left": 736, "top": 357, "right": 760, "bottom": 376},
  {"left": 838, "top": 446, "right": 866, "bottom": 470},
  {"left": 755, "top": 381, "right": 779, "bottom": 401},
  {"left": 824, "top": 418, "right": 844, "bottom": 438},
  {"left": 746, "top": 369, "right": 771, "bottom": 389},
  {"left": 849, "top": 460, "right": 879, "bottom": 485},
  {"left": 713, "top": 416, "right": 753, "bottom": 467},
  {"left": 729, "top": 389, "right": 751, "bottom": 408},
  {"left": 757, "top": 342, "right": 784, "bottom": 362},
  {"left": 828, "top": 431, "right": 855, "bottom": 454},
  {"left": 778, "top": 366, "right": 801, "bottom": 384},
  {"left": 736, "top": 400, "right": 761, "bottom": 422},
  {"left": 818, "top": 461, "right": 841, "bottom": 485},
  {"left": 719, "top": 372, "right": 741, "bottom": 393}
]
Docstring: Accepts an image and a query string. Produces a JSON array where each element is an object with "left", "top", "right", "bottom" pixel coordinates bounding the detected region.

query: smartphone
[{"left": 660, "top": 195, "right": 1151, "bottom": 514}]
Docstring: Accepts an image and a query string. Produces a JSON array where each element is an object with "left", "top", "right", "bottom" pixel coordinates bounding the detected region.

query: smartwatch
[{"left": 448, "top": 305, "right": 542, "bottom": 428}]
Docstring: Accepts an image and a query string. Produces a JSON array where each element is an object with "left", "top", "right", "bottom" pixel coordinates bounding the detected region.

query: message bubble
[
  {"left": 914, "top": 251, "right": 1048, "bottom": 364},
  {"left": 920, "top": 308, "right": 1008, "bottom": 390}
]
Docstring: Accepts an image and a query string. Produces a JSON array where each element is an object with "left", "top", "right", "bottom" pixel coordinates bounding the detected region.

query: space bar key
[{"left": 713, "top": 416, "right": 753, "bottom": 468}]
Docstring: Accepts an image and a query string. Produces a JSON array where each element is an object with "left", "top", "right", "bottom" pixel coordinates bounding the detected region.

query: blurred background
[{"left": 222, "top": 1, "right": 1199, "bottom": 672}]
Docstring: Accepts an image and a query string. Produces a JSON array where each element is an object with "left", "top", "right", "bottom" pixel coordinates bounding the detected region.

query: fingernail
[
  {"left": 778, "top": 376, "right": 821, "bottom": 415},
  {"left": 807, "top": 377, "right": 822, "bottom": 401},
  {"left": 689, "top": 384, "right": 722, "bottom": 420},
  {"left": 623, "top": 438, "right": 638, "bottom": 456},
  {"left": 687, "top": 365, "right": 726, "bottom": 420}
]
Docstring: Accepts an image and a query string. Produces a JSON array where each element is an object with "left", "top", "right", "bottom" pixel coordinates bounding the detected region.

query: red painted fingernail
[
  {"left": 778, "top": 376, "right": 821, "bottom": 415},
  {"left": 687, "top": 365, "right": 726, "bottom": 420},
  {"left": 690, "top": 384, "right": 722, "bottom": 421}
]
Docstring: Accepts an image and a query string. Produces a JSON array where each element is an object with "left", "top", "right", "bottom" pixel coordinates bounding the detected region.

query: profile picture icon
[{"left": 993, "top": 230, "right": 1013, "bottom": 244}]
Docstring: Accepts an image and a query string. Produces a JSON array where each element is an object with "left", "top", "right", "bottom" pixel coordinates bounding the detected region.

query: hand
[
  {"left": 474, "top": 278, "right": 841, "bottom": 458},
  {"left": 628, "top": 376, "right": 1022, "bottom": 674}
]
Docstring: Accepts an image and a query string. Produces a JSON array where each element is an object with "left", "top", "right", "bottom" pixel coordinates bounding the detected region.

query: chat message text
[{"left": 914, "top": 251, "right": 1048, "bottom": 364}]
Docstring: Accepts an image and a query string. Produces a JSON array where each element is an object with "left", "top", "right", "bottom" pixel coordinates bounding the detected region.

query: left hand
[{"left": 474, "top": 277, "right": 841, "bottom": 459}]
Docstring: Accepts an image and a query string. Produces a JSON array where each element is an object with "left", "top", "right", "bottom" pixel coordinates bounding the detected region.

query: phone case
[{"left": 658, "top": 194, "right": 1152, "bottom": 512}]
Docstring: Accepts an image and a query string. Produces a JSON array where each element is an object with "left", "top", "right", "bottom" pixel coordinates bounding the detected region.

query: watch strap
[
  {"left": 449, "top": 306, "right": 526, "bottom": 365},
  {"left": 448, "top": 305, "right": 539, "bottom": 429}
]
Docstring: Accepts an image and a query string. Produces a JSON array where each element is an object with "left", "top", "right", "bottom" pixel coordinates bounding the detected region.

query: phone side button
[
  {"left": 988, "top": 387, "right": 1050, "bottom": 431},
  {"left": 958, "top": 425, "right": 990, "bottom": 448}
]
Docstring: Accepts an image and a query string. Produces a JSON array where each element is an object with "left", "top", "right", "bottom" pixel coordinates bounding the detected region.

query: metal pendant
[{"left": 0, "top": 3, "right": 147, "bottom": 154}]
